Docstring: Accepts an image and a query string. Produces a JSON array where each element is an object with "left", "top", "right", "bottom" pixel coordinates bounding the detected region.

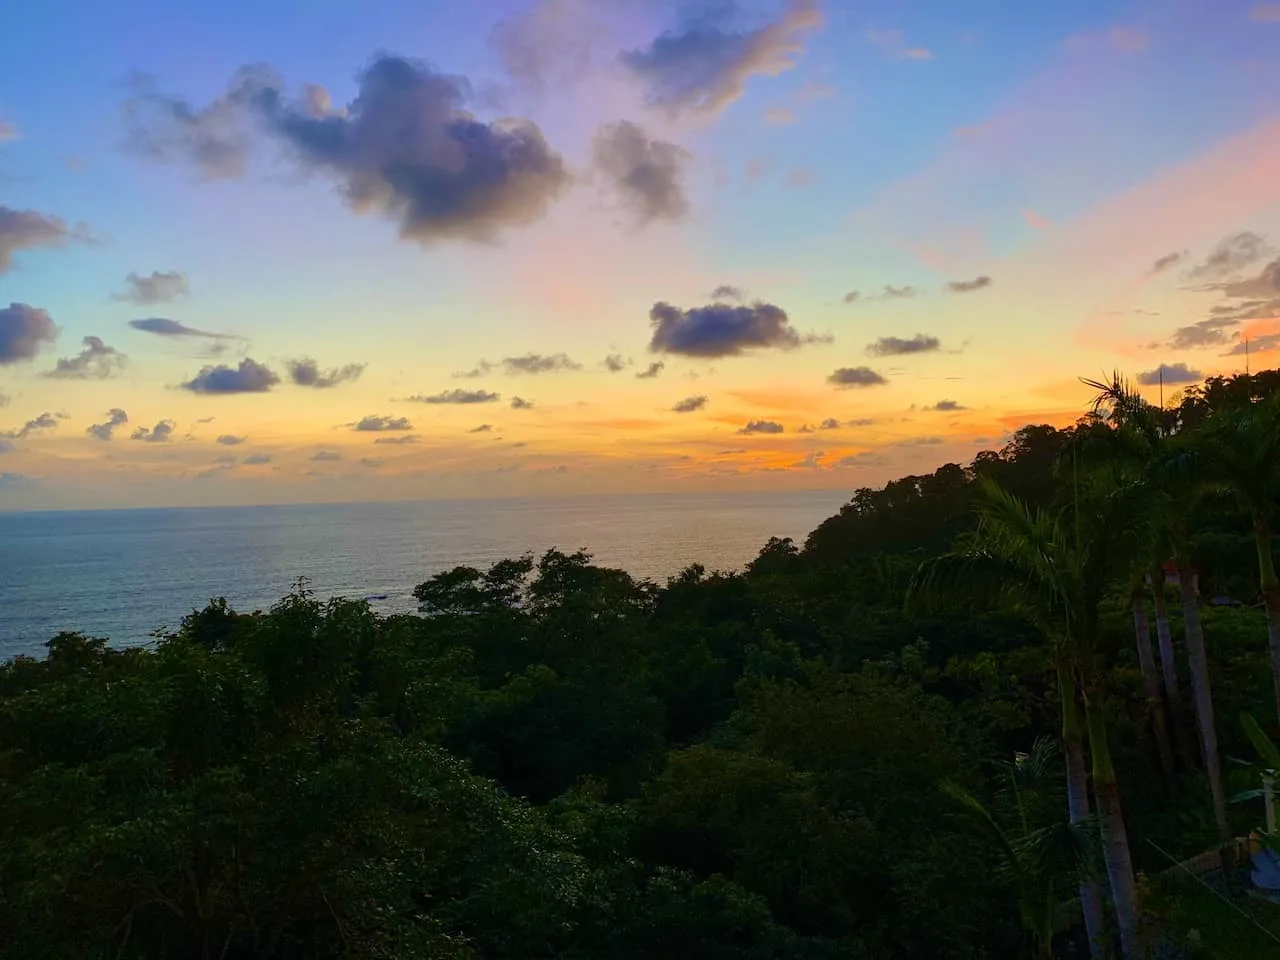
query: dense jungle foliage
[{"left": 3, "top": 370, "right": 1280, "bottom": 958}]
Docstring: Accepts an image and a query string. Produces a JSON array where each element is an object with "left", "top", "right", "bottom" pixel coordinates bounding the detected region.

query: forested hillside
[{"left": 3, "top": 370, "right": 1280, "bottom": 958}]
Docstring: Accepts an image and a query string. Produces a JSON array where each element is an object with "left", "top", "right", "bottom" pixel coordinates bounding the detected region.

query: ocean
[{"left": 0, "top": 489, "right": 848, "bottom": 660}]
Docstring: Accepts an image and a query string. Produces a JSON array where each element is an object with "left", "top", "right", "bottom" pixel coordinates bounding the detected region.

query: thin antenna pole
[
  {"left": 1246, "top": 336, "right": 1251, "bottom": 377},
  {"left": 1159, "top": 366, "right": 1164, "bottom": 412}
]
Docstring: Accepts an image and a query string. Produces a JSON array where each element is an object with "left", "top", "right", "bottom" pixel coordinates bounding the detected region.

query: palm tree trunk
[
  {"left": 1132, "top": 586, "right": 1175, "bottom": 786},
  {"left": 1150, "top": 566, "right": 1180, "bottom": 703},
  {"left": 1083, "top": 685, "right": 1142, "bottom": 959},
  {"left": 1252, "top": 514, "right": 1280, "bottom": 730},
  {"left": 1178, "top": 563, "right": 1230, "bottom": 840},
  {"left": 1060, "top": 664, "right": 1107, "bottom": 959}
]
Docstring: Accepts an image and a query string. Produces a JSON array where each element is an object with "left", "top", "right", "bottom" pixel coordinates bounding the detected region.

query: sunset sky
[{"left": 2, "top": 0, "right": 1279, "bottom": 510}]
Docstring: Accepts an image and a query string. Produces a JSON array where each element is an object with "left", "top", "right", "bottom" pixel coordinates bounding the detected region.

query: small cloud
[
  {"left": 648, "top": 300, "right": 826, "bottom": 358},
  {"left": 930, "top": 399, "right": 967, "bottom": 411},
  {"left": 286, "top": 357, "right": 365, "bottom": 388},
  {"left": 510, "top": 396, "right": 535, "bottom": 410},
  {"left": 828, "top": 366, "right": 887, "bottom": 388},
  {"left": 1224, "top": 333, "right": 1280, "bottom": 356},
  {"left": 1151, "top": 251, "right": 1185, "bottom": 273},
  {"left": 621, "top": 0, "right": 825, "bottom": 117},
  {"left": 468, "top": 423, "right": 493, "bottom": 433},
  {"left": 113, "top": 270, "right": 189, "bottom": 305},
  {"left": 867, "top": 333, "right": 940, "bottom": 356},
  {"left": 181, "top": 358, "right": 279, "bottom": 394},
  {"left": 819, "top": 417, "right": 841, "bottom": 430},
  {"left": 409, "top": 388, "right": 501, "bottom": 405},
  {"left": 837, "top": 451, "right": 884, "bottom": 467},
  {"left": 635, "top": 361, "right": 665, "bottom": 379},
  {"left": 602, "top": 354, "right": 631, "bottom": 373},
  {"left": 739, "top": 419, "right": 784, "bottom": 435},
  {"left": 842, "top": 290, "right": 860, "bottom": 304},
  {"left": 672, "top": 395, "right": 708, "bottom": 413},
  {"left": 351, "top": 415, "right": 413, "bottom": 432},
  {"left": 866, "top": 29, "right": 933, "bottom": 61},
  {"left": 1, "top": 411, "right": 60, "bottom": 440},
  {"left": 0, "top": 302, "right": 59, "bottom": 365},
  {"left": 86, "top": 408, "right": 129, "bottom": 441},
  {"left": 243, "top": 453, "right": 272, "bottom": 465},
  {"left": 900, "top": 436, "right": 942, "bottom": 447},
  {"left": 1137, "top": 363, "right": 1202, "bottom": 386},
  {"left": 129, "top": 317, "right": 236, "bottom": 339},
  {"left": 0, "top": 119, "right": 18, "bottom": 142},
  {"left": 310, "top": 450, "right": 343, "bottom": 461},
  {"left": 131, "top": 419, "right": 176, "bottom": 443},
  {"left": 1166, "top": 317, "right": 1240, "bottom": 349},
  {"left": 710, "top": 284, "right": 744, "bottom": 301},
  {"left": 502, "top": 352, "right": 582, "bottom": 374},
  {"left": 793, "top": 451, "right": 825, "bottom": 469},
  {"left": 216, "top": 434, "right": 246, "bottom": 445},
  {"left": 591, "top": 120, "right": 690, "bottom": 225},
  {"left": 862, "top": 284, "right": 917, "bottom": 300},
  {"left": 1252, "top": 3, "right": 1280, "bottom": 21},
  {"left": 373, "top": 434, "right": 420, "bottom": 444},
  {"left": 1, "top": 205, "right": 89, "bottom": 275},
  {"left": 946, "top": 275, "right": 992, "bottom": 293},
  {"left": 1184, "top": 231, "right": 1271, "bottom": 281},
  {"left": 44, "top": 335, "right": 127, "bottom": 379}
]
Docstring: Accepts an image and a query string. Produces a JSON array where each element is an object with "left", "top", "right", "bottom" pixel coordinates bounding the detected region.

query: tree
[{"left": 910, "top": 476, "right": 1146, "bottom": 958}]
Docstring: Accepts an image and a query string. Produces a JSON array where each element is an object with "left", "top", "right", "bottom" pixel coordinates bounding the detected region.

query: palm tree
[
  {"left": 1083, "top": 374, "right": 1230, "bottom": 841},
  {"left": 1129, "top": 572, "right": 1176, "bottom": 787},
  {"left": 941, "top": 738, "right": 1093, "bottom": 959},
  {"left": 1192, "top": 393, "right": 1280, "bottom": 727},
  {"left": 910, "top": 476, "right": 1146, "bottom": 958}
]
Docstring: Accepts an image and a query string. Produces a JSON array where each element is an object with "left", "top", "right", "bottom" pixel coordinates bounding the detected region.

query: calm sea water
[{"left": 0, "top": 490, "right": 847, "bottom": 659}]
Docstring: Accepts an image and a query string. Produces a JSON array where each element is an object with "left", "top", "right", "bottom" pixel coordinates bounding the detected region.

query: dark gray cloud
[
  {"left": 468, "top": 423, "right": 493, "bottom": 433},
  {"left": 113, "top": 270, "right": 189, "bottom": 304},
  {"left": 310, "top": 450, "right": 343, "bottom": 461},
  {"left": 86, "top": 409, "right": 129, "bottom": 441},
  {"left": 503, "top": 352, "right": 581, "bottom": 374},
  {"left": 842, "top": 290, "right": 860, "bottom": 304},
  {"left": 373, "top": 434, "right": 420, "bottom": 444},
  {"left": 819, "top": 417, "right": 841, "bottom": 430},
  {"left": 1, "top": 206, "right": 87, "bottom": 274},
  {"left": 648, "top": 300, "right": 823, "bottom": 357},
  {"left": 243, "top": 453, "right": 272, "bottom": 465},
  {"left": 1225, "top": 332, "right": 1280, "bottom": 356},
  {"left": 45, "top": 335, "right": 127, "bottom": 379},
  {"left": 1166, "top": 317, "right": 1240, "bottom": 349},
  {"left": 510, "top": 396, "right": 534, "bottom": 409},
  {"left": 592, "top": 120, "right": 690, "bottom": 224},
  {"left": 621, "top": 0, "right": 824, "bottom": 116},
  {"left": 1137, "top": 363, "right": 1202, "bottom": 386},
  {"left": 351, "top": 415, "right": 414, "bottom": 432},
  {"left": 1184, "top": 231, "right": 1270, "bottom": 281},
  {"left": 1, "top": 412, "right": 60, "bottom": 441},
  {"left": 711, "top": 284, "right": 744, "bottom": 301},
  {"left": 129, "top": 317, "right": 235, "bottom": 339},
  {"left": 130, "top": 57, "right": 571, "bottom": 243},
  {"left": 1213, "top": 257, "right": 1280, "bottom": 299},
  {"left": 286, "top": 357, "right": 365, "bottom": 388},
  {"left": 635, "top": 360, "right": 664, "bottom": 379},
  {"left": 866, "top": 333, "right": 939, "bottom": 357},
  {"left": 0, "top": 302, "right": 59, "bottom": 365},
  {"left": 216, "top": 434, "right": 246, "bottom": 445},
  {"left": 181, "top": 358, "right": 280, "bottom": 394},
  {"left": 672, "top": 394, "right": 708, "bottom": 413},
  {"left": 739, "top": 419, "right": 784, "bottom": 435},
  {"left": 1151, "top": 251, "right": 1184, "bottom": 273},
  {"left": 602, "top": 353, "right": 631, "bottom": 373},
  {"left": 131, "top": 419, "right": 176, "bottom": 443},
  {"left": 873, "top": 284, "right": 916, "bottom": 300},
  {"left": 409, "top": 388, "right": 501, "bottom": 404},
  {"left": 946, "top": 275, "right": 992, "bottom": 294},
  {"left": 828, "top": 366, "right": 887, "bottom": 388},
  {"left": 930, "top": 399, "right": 966, "bottom": 411}
]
